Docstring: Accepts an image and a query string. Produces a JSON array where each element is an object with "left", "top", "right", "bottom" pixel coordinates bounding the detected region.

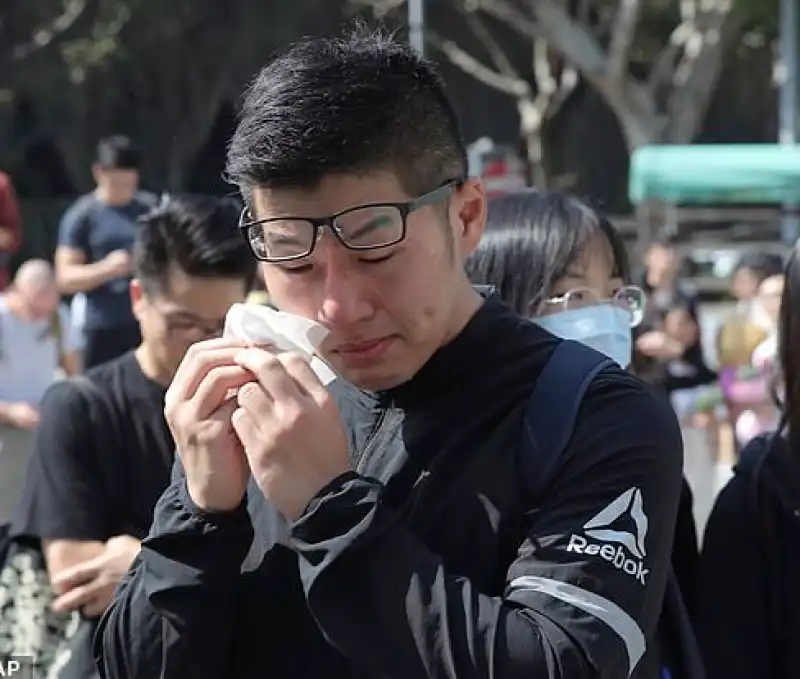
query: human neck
[
  {"left": 95, "top": 187, "right": 129, "bottom": 207},
  {"left": 135, "top": 344, "right": 173, "bottom": 387}
]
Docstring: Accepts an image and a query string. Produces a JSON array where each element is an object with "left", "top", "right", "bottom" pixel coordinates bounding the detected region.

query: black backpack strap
[{"left": 519, "top": 340, "right": 614, "bottom": 504}]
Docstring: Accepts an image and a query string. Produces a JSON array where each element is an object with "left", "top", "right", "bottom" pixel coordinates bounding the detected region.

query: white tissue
[{"left": 223, "top": 303, "right": 337, "bottom": 385}]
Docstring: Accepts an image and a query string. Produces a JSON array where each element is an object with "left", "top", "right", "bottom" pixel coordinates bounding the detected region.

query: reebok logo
[{"left": 566, "top": 487, "right": 650, "bottom": 585}]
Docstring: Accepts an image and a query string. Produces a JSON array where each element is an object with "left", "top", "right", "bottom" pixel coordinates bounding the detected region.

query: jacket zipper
[{"left": 355, "top": 406, "right": 403, "bottom": 474}]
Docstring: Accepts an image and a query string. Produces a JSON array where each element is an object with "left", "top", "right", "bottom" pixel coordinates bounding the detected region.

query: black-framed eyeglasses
[
  {"left": 238, "top": 179, "right": 462, "bottom": 262},
  {"left": 152, "top": 302, "right": 226, "bottom": 340}
]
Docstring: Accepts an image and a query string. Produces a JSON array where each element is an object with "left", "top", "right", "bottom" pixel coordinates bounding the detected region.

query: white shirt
[{"left": 0, "top": 296, "right": 79, "bottom": 406}]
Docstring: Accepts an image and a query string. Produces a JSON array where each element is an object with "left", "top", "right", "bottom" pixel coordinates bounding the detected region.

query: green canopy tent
[{"left": 629, "top": 144, "right": 800, "bottom": 205}]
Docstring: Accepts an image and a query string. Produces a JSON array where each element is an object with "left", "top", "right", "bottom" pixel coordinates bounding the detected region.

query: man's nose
[{"left": 317, "top": 245, "right": 374, "bottom": 326}]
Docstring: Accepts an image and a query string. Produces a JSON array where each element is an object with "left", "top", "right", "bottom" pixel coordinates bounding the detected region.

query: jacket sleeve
[
  {"left": 95, "top": 474, "right": 254, "bottom": 679},
  {"left": 696, "top": 472, "right": 774, "bottom": 679},
  {"left": 290, "top": 377, "right": 683, "bottom": 679}
]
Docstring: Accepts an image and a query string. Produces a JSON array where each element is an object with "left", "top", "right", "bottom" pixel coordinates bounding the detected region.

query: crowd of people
[{"left": 0, "top": 24, "right": 797, "bottom": 679}]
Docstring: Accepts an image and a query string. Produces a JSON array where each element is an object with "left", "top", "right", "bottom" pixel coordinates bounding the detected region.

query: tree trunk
[{"left": 518, "top": 96, "right": 549, "bottom": 188}]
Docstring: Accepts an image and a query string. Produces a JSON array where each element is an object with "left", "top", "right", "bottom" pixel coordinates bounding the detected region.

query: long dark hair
[{"left": 464, "top": 189, "right": 630, "bottom": 315}]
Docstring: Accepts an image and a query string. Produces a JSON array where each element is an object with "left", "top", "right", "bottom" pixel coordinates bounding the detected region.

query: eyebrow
[
  {"left": 342, "top": 212, "right": 393, "bottom": 241},
  {"left": 266, "top": 226, "right": 308, "bottom": 248},
  {"left": 561, "top": 271, "right": 588, "bottom": 281},
  {"left": 164, "top": 309, "right": 219, "bottom": 324}
]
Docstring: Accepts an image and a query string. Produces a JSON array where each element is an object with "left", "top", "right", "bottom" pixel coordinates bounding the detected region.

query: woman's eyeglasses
[{"left": 540, "top": 285, "right": 646, "bottom": 328}]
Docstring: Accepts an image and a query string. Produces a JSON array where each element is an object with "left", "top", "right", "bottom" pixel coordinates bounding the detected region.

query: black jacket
[
  {"left": 697, "top": 431, "right": 800, "bottom": 679},
  {"left": 95, "top": 297, "right": 683, "bottom": 679}
]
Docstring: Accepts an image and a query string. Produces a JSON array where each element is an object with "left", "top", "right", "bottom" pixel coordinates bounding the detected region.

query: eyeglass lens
[{"left": 248, "top": 205, "right": 405, "bottom": 261}]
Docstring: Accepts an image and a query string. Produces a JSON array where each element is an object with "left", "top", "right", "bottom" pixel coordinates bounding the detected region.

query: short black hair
[
  {"left": 134, "top": 194, "right": 257, "bottom": 294},
  {"left": 734, "top": 251, "right": 785, "bottom": 284},
  {"left": 226, "top": 25, "right": 466, "bottom": 201},
  {"left": 95, "top": 136, "right": 141, "bottom": 170},
  {"left": 465, "top": 189, "right": 630, "bottom": 315}
]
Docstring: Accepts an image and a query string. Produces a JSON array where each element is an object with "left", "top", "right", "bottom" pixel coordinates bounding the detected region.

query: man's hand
[
  {"left": 0, "top": 402, "right": 40, "bottom": 429},
  {"left": 51, "top": 535, "right": 141, "bottom": 617},
  {"left": 233, "top": 349, "right": 351, "bottom": 521},
  {"left": 636, "top": 330, "right": 684, "bottom": 359},
  {"left": 101, "top": 249, "right": 133, "bottom": 279},
  {"left": 164, "top": 337, "right": 253, "bottom": 513}
]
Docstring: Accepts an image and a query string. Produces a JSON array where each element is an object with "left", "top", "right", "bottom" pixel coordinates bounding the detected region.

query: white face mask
[{"left": 534, "top": 304, "right": 633, "bottom": 368}]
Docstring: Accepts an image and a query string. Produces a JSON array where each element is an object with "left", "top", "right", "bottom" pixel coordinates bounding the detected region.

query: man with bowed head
[{"left": 98, "top": 27, "right": 682, "bottom": 679}]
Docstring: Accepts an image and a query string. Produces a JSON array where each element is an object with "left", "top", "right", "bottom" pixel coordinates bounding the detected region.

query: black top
[
  {"left": 697, "top": 432, "right": 800, "bottom": 679},
  {"left": 58, "top": 193, "right": 156, "bottom": 330},
  {"left": 97, "top": 297, "right": 683, "bottom": 679},
  {"left": 14, "top": 351, "right": 173, "bottom": 542}
]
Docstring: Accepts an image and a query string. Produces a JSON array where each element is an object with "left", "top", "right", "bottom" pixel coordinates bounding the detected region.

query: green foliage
[{"left": 59, "top": 0, "right": 138, "bottom": 82}]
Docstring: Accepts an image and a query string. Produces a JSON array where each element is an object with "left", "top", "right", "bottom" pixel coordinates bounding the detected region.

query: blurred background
[{"left": 0, "top": 0, "right": 790, "bottom": 266}]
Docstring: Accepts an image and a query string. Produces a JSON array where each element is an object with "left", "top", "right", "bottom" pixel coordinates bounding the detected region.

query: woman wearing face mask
[
  {"left": 465, "top": 189, "right": 700, "bottom": 677},
  {"left": 464, "top": 190, "right": 642, "bottom": 367},
  {"left": 696, "top": 248, "right": 798, "bottom": 679}
]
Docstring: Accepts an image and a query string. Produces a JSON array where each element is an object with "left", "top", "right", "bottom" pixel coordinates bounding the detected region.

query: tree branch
[
  {"left": 427, "top": 30, "right": 529, "bottom": 97},
  {"left": 666, "top": 0, "right": 740, "bottom": 142},
  {"left": 550, "top": 62, "right": 579, "bottom": 119},
  {"left": 608, "top": 0, "right": 642, "bottom": 81},
  {"left": 647, "top": 20, "right": 694, "bottom": 95},
  {"left": 480, "top": 0, "right": 608, "bottom": 92},
  {"left": 10, "top": 0, "right": 94, "bottom": 61},
  {"left": 460, "top": 7, "right": 521, "bottom": 80},
  {"left": 349, "top": 0, "right": 407, "bottom": 17}
]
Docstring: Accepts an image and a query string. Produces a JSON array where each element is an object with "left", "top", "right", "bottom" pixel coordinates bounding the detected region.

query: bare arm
[
  {"left": 0, "top": 400, "right": 38, "bottom": 428},
  {"left": 0, "top": 227, "right": 15, "bottom": 250},
  {"left": 54, "top": 245, "right": 117, "bottom": 294},
  {"left": 60, "top": 350, "right": 81, "bottom": 376},
  {"left": 0, "top": 175, "right": 21, "bottom": 253}
]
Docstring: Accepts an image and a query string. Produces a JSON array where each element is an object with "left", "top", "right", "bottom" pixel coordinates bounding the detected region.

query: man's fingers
[
  {"left": 235, "top": 348, "right": 305, "bottom": 403},
  {"left": 51, "top": 577, "right": 107, "bottom": 613},
  {"left": 278, "top": 353, "right": 329, "bottom": 404},
  {"left": 167, "top": 339, "right": 249, "bottom": 404},
  {"left": 188, "top": 365, "right": 255, "bottom": 420},
  {"left": 231, "top": 407, "right": 262, "bottom": 453},
  {"left": 52, "top": 556, "right": 103, "bottom": 595}
]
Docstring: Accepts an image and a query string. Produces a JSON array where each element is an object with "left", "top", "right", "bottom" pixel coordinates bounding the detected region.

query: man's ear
[
  {"left": 450, "top": 179, "right": 486, "bottom": 258},
  {"left": 130, "top": 279, "right": 145, "bottom": 321}
]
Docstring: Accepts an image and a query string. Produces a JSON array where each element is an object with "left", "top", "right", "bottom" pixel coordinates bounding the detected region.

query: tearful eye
[
  {"left": 281, "top": 263, "right": 313, "bottom": 274},
  {"left": 359, "top": 253, "right": 395, "bottom": 265}
]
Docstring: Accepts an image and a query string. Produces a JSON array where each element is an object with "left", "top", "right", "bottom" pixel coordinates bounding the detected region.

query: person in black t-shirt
[{"left": 13, "top": 194, "right": 255, "bottom": 678}]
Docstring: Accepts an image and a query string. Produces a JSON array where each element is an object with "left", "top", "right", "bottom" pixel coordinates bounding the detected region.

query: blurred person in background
[
  {"left": 245, "top": 267, "right": 273, "bottom": 307},
  {"left": 0, "top": 259, "right": 80, "bottom": 521},
  {"left": 12, "top": 195, "right": 255, "bottom": 679},
  {"left": 634, "top": 237, "right": 716, "bottom": 397},
  {"left": 734, "top": 271, "right": 784, "bottom": 446},
  {"left": 696, "top": 242, "right": 799, "bottom": 679},
  {"left": 715, "top": 252, "right": 785, "bottom": 449},
  {"left": 465, "top": 189, "right": 699, "bottom": 679},
  {"left": 0, "top": 169, "right": 22, "bottom": 291},
  {"left": 54, "top": 136, "right": 156, "bottom": 370}
]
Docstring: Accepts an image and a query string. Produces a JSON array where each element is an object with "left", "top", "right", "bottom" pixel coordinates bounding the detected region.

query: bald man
[{"left": 0, "top": 259, "right": 80, "bottom": 521}]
